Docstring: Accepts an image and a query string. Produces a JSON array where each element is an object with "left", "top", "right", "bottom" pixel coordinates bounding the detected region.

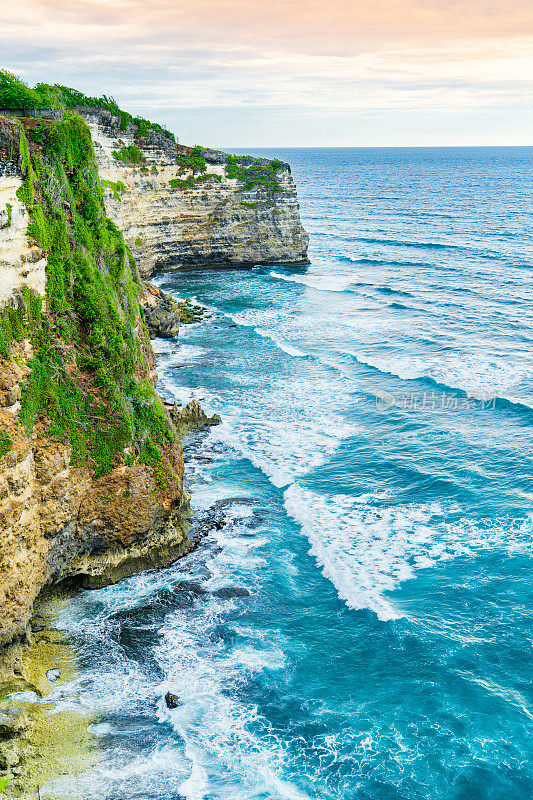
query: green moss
[
  {"left": 0, "top": 430, "right": 12, "bottom": 459},
  {"left": 112, "top": 144, "right": 144, "bottom": 165},
  {"left": 1, "top": 115, "right": 172, "bottom": 479},
  {"left": 0, "top": 202, "right": 12, "bottom": 230},
  {"left": 225, "top": 154, "right": 286, "bottom": 194}
]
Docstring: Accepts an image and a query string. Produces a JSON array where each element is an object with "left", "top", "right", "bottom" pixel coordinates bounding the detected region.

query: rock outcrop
[
  {"left": 167, "top": 399, "right": 222, "bottom": 435},
  {"left": 140, "top": 281, "right": 206, "bottom": 338},
  {"left": 83, "top": 109, "right": 309, "bottom": 276}
]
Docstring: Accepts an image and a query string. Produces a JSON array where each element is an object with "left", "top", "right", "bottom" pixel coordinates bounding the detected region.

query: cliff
[
  {"left": 84, "top": 108, "right": 309, "bottom": 276},
  {"left": 0, "top": 74, "right": 310, "bottom": 792},
  {"left": 0, "top": 113, "right": 193, "bottom": 651}
]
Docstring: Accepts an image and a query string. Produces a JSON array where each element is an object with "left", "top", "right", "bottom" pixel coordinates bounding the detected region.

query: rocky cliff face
[
  {"left": 0, "top": 114, "right": 193, "bottom": 650},
  {"left": 83, "top": 109, "right": 309, "bottom": 276},
  {"left": 0, "top": 341, "right": 191, "bottom": 647}
]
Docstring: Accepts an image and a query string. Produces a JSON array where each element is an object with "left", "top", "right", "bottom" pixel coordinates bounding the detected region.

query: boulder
[{"left": 165, "top": 692, "right": 181, "bottom": 709}]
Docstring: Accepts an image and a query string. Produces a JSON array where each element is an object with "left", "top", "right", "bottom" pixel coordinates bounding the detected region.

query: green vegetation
[
  {"left": 169, "top": 176, "right": 196, "bottom": 190},
  {"left": 169, "top": 173, "right": 222, "bottom": 190},
  {"left": 0, "top": 113, "right": 172, "bottom": 479},
  {"left": 0, "top": 430, "right": 12, "bottom": 459},
  {"left": 134, "top": 237, "right": 143, "bottom": 247},
  {"left": 0, "top": 71, "right": 47, "bottom": 110},
  {"left": 225, "top": 154, "right": 286, "bottom": 194},
  {"left": 0, "top": 202, "right": 12, "bottom": 230},
  {"left": 102, "top": 179, "right": 127, "bottom": 201},
  {"left": 0, "top": 287, "right": 42, "bottom": 359},
  {"left": 0, "top": 70, "right": 175, "bottom": 141},
  {"left": 112, "top": 144, "right": 144, "bottom": 166},
  {"left": 175, "top": 145, "right": 207, "bottom": 175},
  {"left": 171, "top": 147, "right": 224, "bottom": 189}
]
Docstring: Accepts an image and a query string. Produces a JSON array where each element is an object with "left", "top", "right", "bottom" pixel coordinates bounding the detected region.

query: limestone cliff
[
  {"left": 84, "top": 109, "right": 309, "bottom": 276},
  {"left": 0, "top": 114, "right": 192, "bottom": 650}
]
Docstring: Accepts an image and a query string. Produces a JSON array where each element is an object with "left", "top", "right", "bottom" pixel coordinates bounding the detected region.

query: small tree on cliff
[{"left": 0, "top": 70, "right": 43, "bottom": 111}]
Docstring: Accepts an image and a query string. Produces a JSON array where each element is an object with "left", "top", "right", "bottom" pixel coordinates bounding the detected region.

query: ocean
[{"left": 49, "top": 147, "right": 533, "bottom": 799}]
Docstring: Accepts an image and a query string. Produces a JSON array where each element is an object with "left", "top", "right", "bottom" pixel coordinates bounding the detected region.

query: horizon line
[{"left": 222, "top": 144, "right": 533, "bottom": 149}]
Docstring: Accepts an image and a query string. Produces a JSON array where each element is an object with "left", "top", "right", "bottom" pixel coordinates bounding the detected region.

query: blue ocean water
[{"left": 50, "top": 148, "right": 533, "bottom": 800}]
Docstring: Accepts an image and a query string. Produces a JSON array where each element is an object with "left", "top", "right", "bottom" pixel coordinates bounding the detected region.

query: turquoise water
[{"left": 51, "top": 148, "right": 532, "bottom": 799}]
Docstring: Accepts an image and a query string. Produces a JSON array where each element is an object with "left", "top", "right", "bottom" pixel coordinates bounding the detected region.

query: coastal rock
[
  {"left": 164, "top": 692, "right": 181, "bottom": 709},
  {"left": 168, "top": 400, "right": 222, "bottom": 433},
  {"left": 0, "top": 709, "right": 30, "bottom": 738},
  {"left": 139, "top": 282, "right": 206, "bottom": 338},
  {"left": 213, "top": 587, "right": 251, "bottom": 599}
]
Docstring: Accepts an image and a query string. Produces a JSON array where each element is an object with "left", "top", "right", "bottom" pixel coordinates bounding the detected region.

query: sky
[{"left": 2, "top": 0, "right": 533, "bottom": 147}]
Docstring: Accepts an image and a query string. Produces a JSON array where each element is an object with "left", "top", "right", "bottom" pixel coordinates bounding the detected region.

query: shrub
[
  {"left": 0, "top": 202, "right": 12, "bottom": 230},
  {"left": 175, "top": 146, "right": 206, "bottom": 175},
  {"left": 112, "top": 144, "right": 144, "bottom": 165},
  {"left": 225, "top": 154, "right": 286, "bottom": 194},
  {"left": 102, "top": 179, "right": 127, "bottom": 201},
  {"left": 0, "top": 431, "right": 13, "bottom": 459},
  {"left": 0, "top": 70, "right": 43, "bottom": 110}
]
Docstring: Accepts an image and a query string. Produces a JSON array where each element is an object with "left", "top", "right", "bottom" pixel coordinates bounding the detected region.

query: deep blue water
[{"left": 50, "top": 148, "right": 532, "bottom": 799}]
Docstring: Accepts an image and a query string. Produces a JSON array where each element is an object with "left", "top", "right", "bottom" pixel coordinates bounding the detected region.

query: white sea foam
[
  {"left": 352, "top": 352, "right": 531, "bottom": 401},
  {"left": 254, "top": 328, "right": 308, "bottom": 357},
  {"left": 270, "top": 271, "right": 356, "bottom": 293},
  {"left": 209, "top": 401, "right": 353, "bottom": 489},
  {"left": 283, "top": 484, "right": 533, "bottom": 621},
  {"left": 151, "top": 510, "right": 314, "bottom": 800},
  {"left": 157, "top": 609, "right": 314, "bottom": 800}
]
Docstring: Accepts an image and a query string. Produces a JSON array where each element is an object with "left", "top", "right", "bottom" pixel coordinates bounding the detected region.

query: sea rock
[
  {"left": 213, "top": 587, "right": 251, "bottom": 599},
  {"left": 168, "top": 400, "right": 221, "bottom": 433},
  {"left": 140, "top": 282, "right": 206, "bottom": 338},
  {"left": 164, "top": 691, "right": 182, "bottom": 709},
  {"left": 0, "top": 708, "right": 30, "bottom": 738}
]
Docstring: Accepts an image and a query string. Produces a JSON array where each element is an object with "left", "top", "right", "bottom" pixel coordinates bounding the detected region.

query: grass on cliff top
[
  {"left": 0, "top": 70, "right": 175, "bottom": 141},
  {"left": 0, "top": 112, "right": 173, "bottom": 480}
]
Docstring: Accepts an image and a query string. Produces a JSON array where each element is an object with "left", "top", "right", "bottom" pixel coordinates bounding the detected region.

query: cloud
[{"left": 1, "top": 0, "right": 532, "bottom": 144}]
